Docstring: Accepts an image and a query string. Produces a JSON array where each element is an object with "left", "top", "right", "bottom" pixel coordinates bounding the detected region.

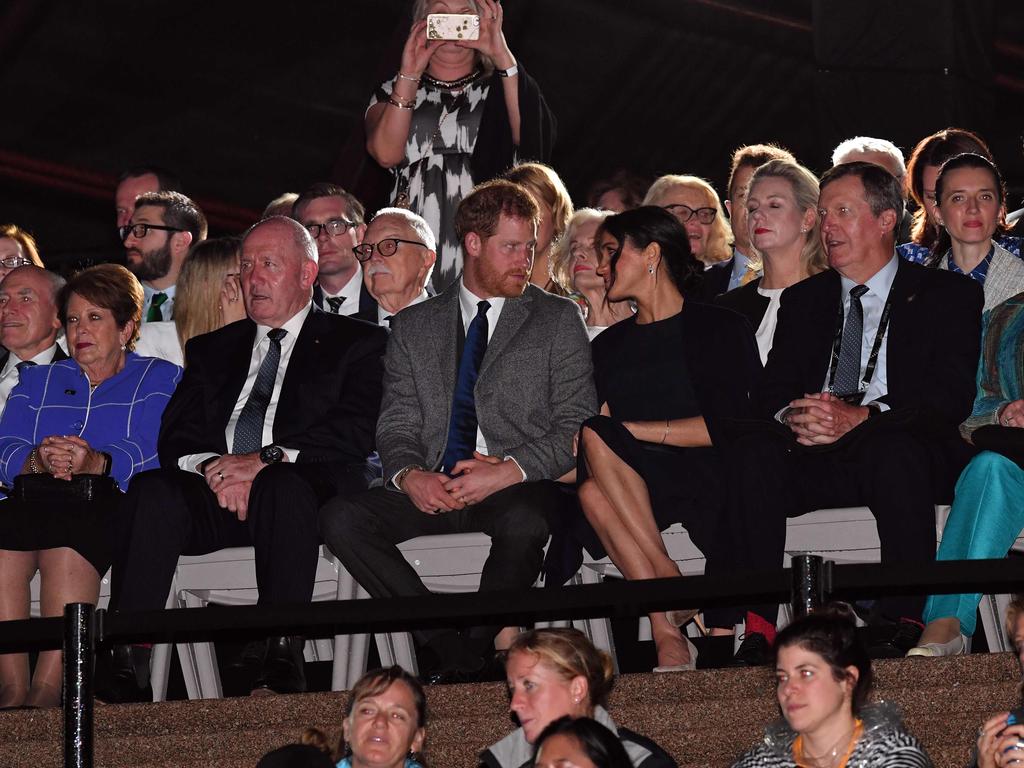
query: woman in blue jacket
[{"left": 0, "top": 264, "right": 180, "bottom": 708}]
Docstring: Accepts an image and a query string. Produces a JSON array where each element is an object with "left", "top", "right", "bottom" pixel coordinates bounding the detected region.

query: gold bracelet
[
  {"left": 29, "top": 448, "right": 42, "bottom": 474},
  {"left": 661, "top": 420, "right": 670, "bottom": 444},
  {"left": 397, "top": 72, "right": 421, "bottom": 83},
  {"left": 387, "top": 95, "right": 414, "bottom": 110}
]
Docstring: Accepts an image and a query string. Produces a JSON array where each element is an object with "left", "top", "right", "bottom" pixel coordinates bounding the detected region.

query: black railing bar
[{"left": 5, "top": 557, "right": 1024, "bottom": 654}]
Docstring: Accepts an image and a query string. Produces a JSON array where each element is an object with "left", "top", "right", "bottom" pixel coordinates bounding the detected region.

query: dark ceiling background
[{"left": 1, "top": 0, "right": 1021, "bottom": 272}]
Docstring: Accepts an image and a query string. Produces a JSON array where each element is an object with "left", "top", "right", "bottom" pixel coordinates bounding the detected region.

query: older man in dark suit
[
  {"left": 320, "top": 180, "right": 597, "bottom": 682},
  {"left": 106, "top": 216, "right": 387, "bottom": 700},
  {"left": 704, "top": 162, "right": 983, "bottom": 664},
  {"left": 0, "top": 266, "right": 67, "bottom": 413}
]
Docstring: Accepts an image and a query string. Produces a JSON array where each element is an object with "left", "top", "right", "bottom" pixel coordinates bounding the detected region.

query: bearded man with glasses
[{"left": 121, "top": 191, "right": 207, "bottom": 322}]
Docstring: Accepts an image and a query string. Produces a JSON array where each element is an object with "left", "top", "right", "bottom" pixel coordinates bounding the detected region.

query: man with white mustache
[{"left": 357, "top": 208, "right": 436, "bottom": 325}]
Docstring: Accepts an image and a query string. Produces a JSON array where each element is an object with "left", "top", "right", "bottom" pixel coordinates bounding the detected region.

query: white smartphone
[{"left": 426, "top": 13, "right": 480, "bottom": 41}]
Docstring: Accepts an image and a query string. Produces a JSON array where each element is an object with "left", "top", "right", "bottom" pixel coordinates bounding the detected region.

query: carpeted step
[{"left": 0, "top": 652, "right": 1018, "bottom": 768}]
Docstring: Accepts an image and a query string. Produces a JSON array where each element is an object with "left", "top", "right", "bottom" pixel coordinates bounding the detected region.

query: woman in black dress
[{"left": 577, "top": 206, "right": 761, "bottom": 671}]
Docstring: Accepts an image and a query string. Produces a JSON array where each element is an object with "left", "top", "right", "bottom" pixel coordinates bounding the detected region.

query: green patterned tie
[{"left": 147, "top": 292, "right": 168, "bottom": 322}]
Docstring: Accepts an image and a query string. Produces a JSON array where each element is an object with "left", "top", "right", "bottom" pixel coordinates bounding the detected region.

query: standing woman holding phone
[{"left": 365, "top": 0, "right": 555, "bottom": 294}]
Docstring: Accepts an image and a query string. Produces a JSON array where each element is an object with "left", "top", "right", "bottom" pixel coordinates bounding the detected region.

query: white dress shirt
[
  {"left": 142, "top": 283, "right": 176, "bottom": 322},
  {"left": 457, "top": 281, "right": 527, "bottom": 480},
  {"left": 179, "top": 303, "right": 311, "bottom": 473},
  {"left": 0, "top": 343, "right": 61, "bottom": 414},
  {"left": 133, "top": 320, "right": 184, "bottom": 366},
  {"left": 378, "top": 289, "right": 430, "bottom": 326},
  {"left": 824, "top": 253, "right": 899, "bottom": 409},
  {"left": 321, "top": 266, "right": 364, "bottom": 316}
]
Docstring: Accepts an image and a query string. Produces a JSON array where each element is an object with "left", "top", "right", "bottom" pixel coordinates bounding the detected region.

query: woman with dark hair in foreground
[
  {"left": 732, "top": 605, "right": 931, "bottom": 767},
  {"left": 534, "top": 717, "right": 635, "bottom": 768},
  {"left": 575, "top": 206, "right": 760, "bottom": 671}
]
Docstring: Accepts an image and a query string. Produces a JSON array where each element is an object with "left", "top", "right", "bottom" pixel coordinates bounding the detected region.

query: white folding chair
[
  {"left": 337, "top": 532, "right": 556, "bottom": 682},
  {"left": 149, "top": 545, "right": 354, "bottom": 700}
]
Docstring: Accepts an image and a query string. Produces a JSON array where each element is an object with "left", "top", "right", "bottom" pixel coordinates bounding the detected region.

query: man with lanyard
[{"left": 702, "top": 162, "right": 983, "bottom": 665}]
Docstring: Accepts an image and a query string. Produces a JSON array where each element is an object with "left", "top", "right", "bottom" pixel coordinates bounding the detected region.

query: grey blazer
[
  {"left": 378, "top": 281, "right": 597, "bottom": 482},
  {"left": 939, "top": 241, "right": 1024, "bottom": 312}
]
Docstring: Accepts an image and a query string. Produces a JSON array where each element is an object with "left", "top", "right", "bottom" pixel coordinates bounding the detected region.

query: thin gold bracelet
[
  {"left": 661, "top": 420, "right": 669, "bottom": 444},
  {"left": 387, "top": 96, "right": 414, "bottom": 110},
  {"left": 396, "top": 72, "right": 421, "bottom": 83}
]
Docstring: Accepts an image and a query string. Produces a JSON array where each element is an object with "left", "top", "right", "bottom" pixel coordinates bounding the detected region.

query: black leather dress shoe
[
  {"left": 866, "top": 620, "right": 923, "bottom": 659},
  {"left": 252, "top": 636, "right": 306, "bottom": 694},
  {"left": 96, "top": 644, "right": 152, "bottom": 703},
  {"left": 728, "top": 633, "right": 772, "bottom": 667}
]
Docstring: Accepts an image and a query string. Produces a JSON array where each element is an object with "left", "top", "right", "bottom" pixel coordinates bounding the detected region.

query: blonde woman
[
  {"left": 482, "top": 628, "right": 676, "bottom": 768},
  {"left": 642, "top": 175, "right": 733, "bottom": 298},
  {"left": 0, "top": 224, "right": 45, "bottom": 280},
  {"left": 501, "top": 161, "right": 573, "bottom": 293},
  {"left": 549, "top": 208, "right": 633, "bottom": 338},
  {"left": 365, "top": 0, "right": 555, "bottom": 294},
  {"left": 717, "top": 160, "right": 827, "bottom": 364},
  {"left": 135, "top": 237, "right": 246, "bottom": 365}
]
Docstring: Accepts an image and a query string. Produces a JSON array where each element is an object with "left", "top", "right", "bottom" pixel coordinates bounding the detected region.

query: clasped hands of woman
[{"left": 34, "top": 435, "right": 107, "bottom": 480}]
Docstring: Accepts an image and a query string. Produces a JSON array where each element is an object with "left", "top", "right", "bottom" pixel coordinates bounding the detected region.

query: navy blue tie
[{"left": 441, "top": 300, "right": 490, "bottom": 474}]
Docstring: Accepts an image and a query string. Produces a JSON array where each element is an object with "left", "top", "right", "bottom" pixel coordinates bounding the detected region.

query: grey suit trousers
[{"left": 319, "top": 480, "right": 564, "bottom": 646}]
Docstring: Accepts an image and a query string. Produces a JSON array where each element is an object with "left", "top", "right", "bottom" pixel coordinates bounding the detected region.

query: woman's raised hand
[
  {"left": 400, "top": 19, "right": 437, "bottom": 78},
  {"left": 457, "top": 0, "right": 515, "bottom": 70}
]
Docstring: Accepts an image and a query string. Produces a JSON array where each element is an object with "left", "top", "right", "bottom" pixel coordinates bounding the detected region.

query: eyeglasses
[
  {"left": 0, "top": 256, "right": 31, "bottom": 269},
  {"left": 353, "top": 238, "right": 427, "bottom": 262},
  {"left": 119, "top": 223, "right": 183, "bottom": 241},
  {"left": 662, "top": 204, "right": 718, "bottom": 224},
  {"left": 306, "top": 219, "right": 356, "bottom": 239}
]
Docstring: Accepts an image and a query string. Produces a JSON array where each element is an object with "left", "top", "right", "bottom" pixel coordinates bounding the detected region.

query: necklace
[
  {"left": 794, "top": 719, "right": 862, "bottom": 768},
  {"left": 421, "top": 66, "right": 483, "bottom": 91}
]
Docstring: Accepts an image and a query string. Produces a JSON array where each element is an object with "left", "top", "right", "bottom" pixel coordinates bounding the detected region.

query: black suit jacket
[
  {"left": 694, "top": 257, "right": 733, "bottom": 302},
  {"left": 0, "top": 344, "right": 69, "bottom": 371},
  {"left": 312, "top": 281, "right": 378, "bottom": 323},
  {"left": 716, "top": 277, "right": 769, "bottom": 333},
  {"left": 760, "top": 259, "right": 983, "bottom": 437},
  {"left": 158, "top": 307, "right": 388, "bottom": 467}
]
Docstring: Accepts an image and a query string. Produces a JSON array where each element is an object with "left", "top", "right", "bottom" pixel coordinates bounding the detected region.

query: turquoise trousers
[{"left": 923, "top": 450, "right": 1024, "bottom": 636}]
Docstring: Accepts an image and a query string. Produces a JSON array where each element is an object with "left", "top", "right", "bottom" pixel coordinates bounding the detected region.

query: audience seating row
[{"left": 28, "top": 504, "right": 1023, "bottom": 699}]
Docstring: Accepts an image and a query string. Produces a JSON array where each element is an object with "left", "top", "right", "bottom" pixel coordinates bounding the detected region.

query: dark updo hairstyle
[
  {"left": 506, "top": 628, "right": 615, "bottom": 710},
  {"left": 774, "top": 602, "right": 873, "bottom": 715},
  {"left": 905, "top": 128, "right": 994, "bottom": 248},
  {"left": 596, "top": 206, "right": 702, "bottom": 297},
  {"left": 533, "top": 717, "right": 633, "bottom": 768},
  {"left": 58, "top": 264, "right": 144, "bottom": 351},
  {"left": 928, "top": 152, "right": 1006, "bottom": 266}
]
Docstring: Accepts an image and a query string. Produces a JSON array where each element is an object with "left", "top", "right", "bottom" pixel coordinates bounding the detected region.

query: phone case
[{"left": 426, "top": 13, "right": 480, "bottom": 41}]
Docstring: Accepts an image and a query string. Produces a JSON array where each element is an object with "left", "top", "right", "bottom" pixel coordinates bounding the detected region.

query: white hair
[
  {"left": 244, "top": 215, "right": 318, "bottom": 263},
  {"left": 831, "top": 136, "right": 906, "bottom": 179},
  {"left": 370, "top": 207, "right": 437, "bottom": 253}
]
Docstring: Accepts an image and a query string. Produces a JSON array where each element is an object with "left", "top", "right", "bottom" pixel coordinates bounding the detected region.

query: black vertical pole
[
  {"left": 791, "top": 554, "right": 825, "bottom": 620},
  {"left": 63, "top": 602, "right": 95, "bottom": 768}
]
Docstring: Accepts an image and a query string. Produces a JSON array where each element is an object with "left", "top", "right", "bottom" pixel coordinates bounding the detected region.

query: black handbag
[{"left": 10, "top": 473, "right": 119, "bottom": 503}]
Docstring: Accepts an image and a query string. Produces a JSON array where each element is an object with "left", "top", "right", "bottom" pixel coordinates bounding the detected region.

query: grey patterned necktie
[
  {"left": 325, "top": 296, "right": 345, "bottom": 314},
  {"left": 231, "top": 328, "right": 287, "bottom": 454},
  {"left": 833, "top": 285, "right": 869, "bottom": 398}
]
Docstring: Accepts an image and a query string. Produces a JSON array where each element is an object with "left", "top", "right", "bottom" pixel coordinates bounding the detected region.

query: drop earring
[{"left": 648, "top": 265, "right": 655, "bottom": 274}]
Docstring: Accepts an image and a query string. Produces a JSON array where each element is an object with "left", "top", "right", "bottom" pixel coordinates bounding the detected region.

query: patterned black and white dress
[
  {"left": 370, "top": 77, "right": 490, "bottom": 294},
  {"left": 369, "top": 62, "right": 557, "bottom": 295},
  {"left": 731, "top": 703, "right": 933, "bottom": 768}
]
